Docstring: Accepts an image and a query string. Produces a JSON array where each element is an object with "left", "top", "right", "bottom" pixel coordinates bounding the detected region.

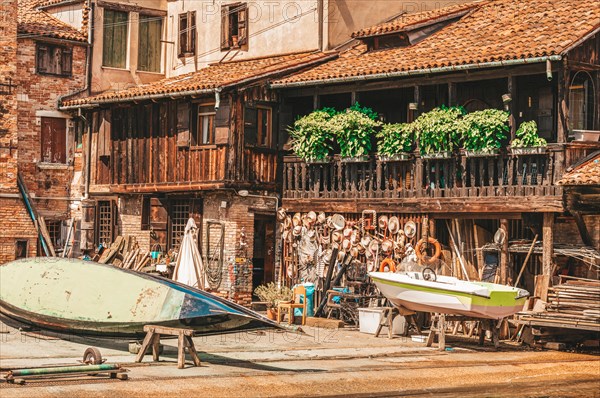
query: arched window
[{"left": 569, "top": 71, "right": 596, "bottom": 131}]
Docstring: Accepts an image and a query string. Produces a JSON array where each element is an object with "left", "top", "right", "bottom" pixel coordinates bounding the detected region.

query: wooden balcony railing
[{"left": 282, "top": 143, "right": 598, "bottom": 201}]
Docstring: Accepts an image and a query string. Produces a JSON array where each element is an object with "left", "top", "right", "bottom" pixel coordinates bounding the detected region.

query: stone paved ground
[{"left": 1, "top": 320, "right": 599, "bottom": 397}]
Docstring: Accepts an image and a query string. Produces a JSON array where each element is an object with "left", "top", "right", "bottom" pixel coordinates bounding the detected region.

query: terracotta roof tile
[
  {"left": 274, "top": 0, "right": 600, "bottom": 86},
  {"left": 558, "top": 153, "right": 600, "bottom": 186},
  {"left": 352, "top": 1, "right": 486, "bottom": 38},
  {"left": 63, "top": 51, "right": 335, "bottom": 106},
  {"left": 18, "top": 0, "right": 88, "bottom": 42}
]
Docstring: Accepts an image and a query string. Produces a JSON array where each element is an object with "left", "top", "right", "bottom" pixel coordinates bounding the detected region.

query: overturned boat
[
  {"left": 0, "top": 258, "right": 279, "bottom": 336},
  {"left": 370, "top": 271, "right": 529, "bottom": 320}
]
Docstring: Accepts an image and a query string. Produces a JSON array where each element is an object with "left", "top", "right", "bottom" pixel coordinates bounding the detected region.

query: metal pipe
[
  {"left": 270, "top": 55, "right": 563, "bottom": 89},
  {"left": 8, "top": 364, "right": 120, "bottom": 377},
  {"left": 84, "top": 109, "right": 92, "bottom": 199}
]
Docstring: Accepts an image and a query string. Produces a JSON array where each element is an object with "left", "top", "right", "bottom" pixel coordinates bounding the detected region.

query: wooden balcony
[{"left": 282, "top": 143, "right": 599, "bottom": 214}]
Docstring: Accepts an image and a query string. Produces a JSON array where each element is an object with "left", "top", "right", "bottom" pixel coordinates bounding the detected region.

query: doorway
[{"left": 252, "top": 214, "right": 276, "bottom": 293}]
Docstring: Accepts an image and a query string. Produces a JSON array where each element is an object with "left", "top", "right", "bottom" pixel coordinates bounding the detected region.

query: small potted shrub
[
  {"left": 510, "top": 120, "right": 547, "bottom": 155},
  {"left": 459, "top": 109, "right": 509, "bottom": 157},
  {"left": 254, "top": 282, "right": 293, "bottom": 320},
  {"left": 376, "top": 122, "right": 414, "bottom": 161},
  {"left": 413, "top": 106, "right": 465, "bottom": 159},
  {"left": 288, "top": 108, "right": 336, "bottom": 164},
  {"left": 329, "top": 108, "right": 381, "bottom": 162}
]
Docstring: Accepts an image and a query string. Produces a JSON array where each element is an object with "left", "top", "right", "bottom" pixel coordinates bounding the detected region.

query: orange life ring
[
  {"left": 379, "top": 257, "right": 396, "bottom": 273},
  {"left": 415, "top": 237, "right": 442, "bottom": 264}
]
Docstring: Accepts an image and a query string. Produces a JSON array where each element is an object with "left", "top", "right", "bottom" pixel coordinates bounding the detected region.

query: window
[
  {"left": 138, "top": 15, "right": 163, "bottom": 72},
  {"left": 96, "top": 200, "right": 116, "bottom": 247},
  {"left": 257, "top": 107, "right": 272, "bottom": 147},
  {"left": 41, "top": 117, "right": 67, "bottom": 163},
  {"left": 36, "top": 43, "right": 72, "bottom": 76},
  {"left": 103, "top": 9, "right": 128, "bottom": 68},
  {"left": 244, "top": 106, "right": 272, "bottom": 147},
  {"left": 178, "top": 11, "right": 196, "bottom": 57},
  {"left": 45, "top": 220, "right": 62, "bottom": 250},
  {"left": 15, "top": 240, "right": 29, "bottom": 259},
  {"left": 221, "top": 3, "right": 247, "bottom": 50},
  {"left": 569, "top": 71, "right": 596, "bottom": 131},
  {"left": 192, "top": 105, "right": 215, "bottom": 146}
]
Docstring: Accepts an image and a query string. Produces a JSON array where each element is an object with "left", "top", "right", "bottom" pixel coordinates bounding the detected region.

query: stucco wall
[
  {"left": 90, "top": 0, "right": 167, "bottom": 94},
  {"left": 166, "top": 0, "right": 321, "bottom": 76}
]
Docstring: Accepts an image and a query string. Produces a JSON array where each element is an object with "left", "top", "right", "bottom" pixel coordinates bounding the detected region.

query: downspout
[
  {"left": 317, "top": 0, "right": 324, "bottom": 51},
  {"left": 83, "top": 0, "right": 94, "bottom": 200}
]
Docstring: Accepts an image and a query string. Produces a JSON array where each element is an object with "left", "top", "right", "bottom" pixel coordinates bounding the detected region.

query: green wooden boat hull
[{"left": 0, "top": 258, "right": 279, "bottom": 336}]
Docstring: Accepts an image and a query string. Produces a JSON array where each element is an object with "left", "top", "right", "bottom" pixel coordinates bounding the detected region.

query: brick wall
[
  {"left": 555, "top": 215, "right": 600, "bottom": 250},
  {"left": 16, "top": 38, "right": 87, "bottom": 215},
  {"left": 0, "top": 198, "right": 38, "bottom": 263},
  {"left": 0, "top": 0, "right": 18, "bottom": 193},
  {"left": 114, "top": 190, "right": 278, "bottom": 306}
]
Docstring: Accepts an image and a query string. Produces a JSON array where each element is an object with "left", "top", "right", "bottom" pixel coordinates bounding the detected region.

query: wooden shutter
[
  {"left": 37, "top": 44, "right": 48, "bottom": 73},
  {"left": 98, "top": 110, "right": 111, "bottom": 157},
  {"left": 176, "top": 102, "right": 190, "bottom": 147},
  {"left": 60, "top": 47, "right": 72, "bottom": 75},
  {"left": 179, "top": 13, "right": 187, "bottom": 56},
  {"left": 221, "top": 5, "right": 229, "bottom": 49},
  {"left": 244, "top": 106, "right": 258, "bottom": 145},
  {"left": 188, "top": 11, "right": 196, "bottom": 55},
  {"left": 41, "top": 117, "right": 52, "bottom": 162},
  {"left": 237, "top": 5, "right": 247, "bottom": 45}
]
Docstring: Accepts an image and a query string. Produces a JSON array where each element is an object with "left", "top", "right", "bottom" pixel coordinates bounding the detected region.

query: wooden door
[{"left": 41, "top": 117, "right": 66, "bottom": 163}]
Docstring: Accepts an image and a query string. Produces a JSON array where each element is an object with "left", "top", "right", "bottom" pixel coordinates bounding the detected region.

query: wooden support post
[
  {"left": 448, "top": 82, "right": 457, "bottom": 106},
  {"left": 542, "top": 212, "right": 554, "bottom": 277},
  {"left": 507, "top": 76, "right": 517, "bottom": 140},
  {"left": 136, "top": 325, "right": 201, "bottom": 369},
  {"left": 500, "top": 219, "right": 509, "bottom": 284}
]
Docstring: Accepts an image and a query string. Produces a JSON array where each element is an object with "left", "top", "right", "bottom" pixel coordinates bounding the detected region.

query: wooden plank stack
[
  {"left": 97, "top": 235, "right": 151, "bottom": 272},
  {"left": 520, "top": 276, "right": 600, "bottom": 332}
]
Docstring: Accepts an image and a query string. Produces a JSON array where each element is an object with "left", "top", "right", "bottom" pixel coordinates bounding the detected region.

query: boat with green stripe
[{"left": 370, "top": 271, "right": 529, "bottom": 319}]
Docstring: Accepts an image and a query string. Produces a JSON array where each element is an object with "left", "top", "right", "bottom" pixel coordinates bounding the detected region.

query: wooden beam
[
  {"left": 542, "top": 212, "right": 554, "bottom": 277},
  {"left": 573, "top": 212, "right": 594, "bottom": 247},
  {"left": 281, "top": 196, "right": 564, "bottom": 214},
  {"left": 507, "top": 75, "right": 517, "bottom": 140}
]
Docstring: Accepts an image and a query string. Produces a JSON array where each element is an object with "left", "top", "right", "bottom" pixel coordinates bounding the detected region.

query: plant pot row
[{"left": 302, "top": 147, "right": 547, "bottom": 165}]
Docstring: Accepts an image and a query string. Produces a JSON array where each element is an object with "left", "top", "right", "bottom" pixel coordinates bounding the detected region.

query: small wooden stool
[{"left": 135, "top": 325, "right": 201, "bottom": 369}]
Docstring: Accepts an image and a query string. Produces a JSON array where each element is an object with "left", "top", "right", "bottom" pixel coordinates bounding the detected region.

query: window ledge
[
  {"left": 101, "top": 66, "right": 130, "bottom": 72},
  {"left": 137, "top": 70, "right": 165, "bottom": 76},
  {"left": 37, "top": 162, "right": 71, "bottom": 170}
]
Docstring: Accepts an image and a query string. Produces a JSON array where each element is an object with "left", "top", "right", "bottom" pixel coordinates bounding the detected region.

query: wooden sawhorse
[{"left": 135, "top": 325, "right": 201, "bottom": 369}]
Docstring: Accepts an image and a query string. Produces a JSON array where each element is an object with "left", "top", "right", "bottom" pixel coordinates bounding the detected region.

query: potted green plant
[
  {"left": 329, "top": 108, "right": 381, "bottom": 162},
  {"left": 376, "top": 122, "right": 414, "bottom": 161},
  {"left": 413, "top": 106, "right": 465, "bottom": 159},
  {"left": 459, "top": 109, "right": 509, "bottom": 157},
  {"left": 254, "top": 282, "right": 293, "bottom": 320},
  {"left": 288, "top": 108, "right": 336, "bottom": 164},
  {"left": 510, "top": 120, "right": 547, "bottom": 155}
]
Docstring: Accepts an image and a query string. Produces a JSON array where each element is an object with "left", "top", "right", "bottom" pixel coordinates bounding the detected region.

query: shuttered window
[
  {"left": 221, "top": 3, "right": 248, "bottom": 51},
  {"left": 244, "top": 106, "right": 272, "bottom": 147},
  {"left": 192, "top": 105, "right": 215, "bottom": 146},
  {"left": 178, "top": 11, "right": 196, "bottom": 57},
  {"left": 36, "top": 43, "right": 72, "bottom": 76},
  {"left": 103, "top": 9, "right": 128, "bottom": 68},
  {"left": 138, "top": 15, "right": 163, "bottom": 72},
  {"left": 41, "top": 117, "right": 67, "bottom": 164}
]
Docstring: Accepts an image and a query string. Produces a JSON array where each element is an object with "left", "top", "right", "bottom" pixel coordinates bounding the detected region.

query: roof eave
[{"left": 271, "top": 55, "right": 563, "bottom": 89}]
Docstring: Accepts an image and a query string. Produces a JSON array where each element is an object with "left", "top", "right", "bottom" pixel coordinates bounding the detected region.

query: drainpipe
[
  {"left": 317, "top": 0, "right": 324, "bottom": 51},
  {"left": 82, "top": 108, "right": 92, "bottom": 200},
  {"left": 214, "top": 87, "right": 222, "bottom": 111}
]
